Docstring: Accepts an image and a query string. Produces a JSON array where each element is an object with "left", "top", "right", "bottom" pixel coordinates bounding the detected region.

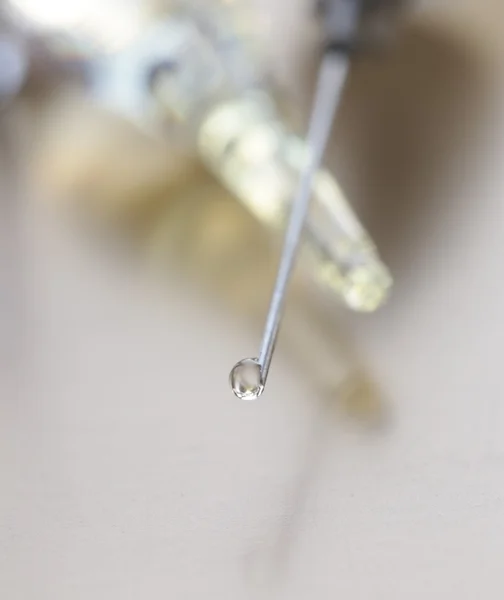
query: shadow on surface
[{"left": 335, "top": 19, "right": 492, "bottom": 283}]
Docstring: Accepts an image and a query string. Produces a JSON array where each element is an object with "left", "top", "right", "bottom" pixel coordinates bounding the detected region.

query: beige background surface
[{"left": 2, "top": 1, "right": 504, "bottom": 598}]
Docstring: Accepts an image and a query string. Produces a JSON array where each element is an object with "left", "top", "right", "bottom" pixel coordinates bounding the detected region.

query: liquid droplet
[{"left": 230, "top": 358, "right": 264, "bottom": 400}]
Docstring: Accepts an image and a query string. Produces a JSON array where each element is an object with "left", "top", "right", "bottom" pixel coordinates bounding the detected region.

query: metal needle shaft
[
  {"left": 257, "top": 54, "right": 350, "bottom": 386},
  {"left": 230, "top": 53, "right": 351, "bottom": 399}
]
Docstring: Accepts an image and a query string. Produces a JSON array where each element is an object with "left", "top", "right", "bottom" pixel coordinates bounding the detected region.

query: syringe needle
[{"left": 230, "top": 52, "right": 351, "bottom": 400}]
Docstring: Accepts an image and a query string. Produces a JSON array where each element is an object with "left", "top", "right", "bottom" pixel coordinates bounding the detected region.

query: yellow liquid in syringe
[{"left": 198, "top": 96, "right": 392, "bottom": 312}]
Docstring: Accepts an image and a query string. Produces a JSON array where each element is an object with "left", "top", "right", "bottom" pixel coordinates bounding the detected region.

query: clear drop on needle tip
[{"left": 230, "top": 358, "right": 264, "bottom": 401}]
